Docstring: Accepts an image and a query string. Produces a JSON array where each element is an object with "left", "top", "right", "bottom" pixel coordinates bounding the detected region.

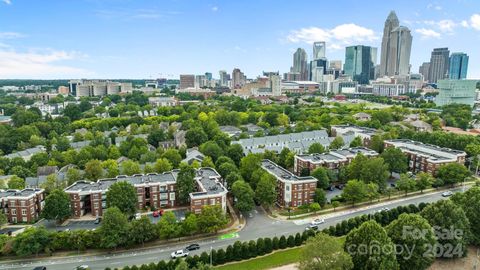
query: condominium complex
[
  {"left": 384, "top": 139, "right": 466, "bottom": 175},
  {"left": 0, "top": 188, "right": 45, "bottom": 223},
  {"left": 294, "top": 147, "right": 378, "bottom": 175},
  {"left": 330, "top": 125, "right": 379, "bottom": 146},
  {"left": 232, "top": 130, "right": 332, "bottom": 155},
  {"left": 261, "top": 159, "right": 317, "bottom": 208},
  {"left": 65, "top": 168, "right": 227, "bottom": 218},
  {"left": 69, "top": 80, "right": 133, "bottom": 97}
]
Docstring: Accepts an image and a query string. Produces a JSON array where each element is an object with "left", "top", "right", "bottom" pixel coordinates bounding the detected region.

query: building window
[
  {"left": 20, "top": 201, "right": 26, "bottom": 207},
  {"left": 9, "top": 201, "right": 15, "bottom": 207},
  {"left": 11, "top": 209, "right": 16, "bottom": 215},
  {"left": 210, "top": 199, "right": 216, "bottom": 205},
  {"left": 138, "top": 196, "right": 143, "bottom": 202},
  {"left": 21, "top": 209, "right": 26, "bottom": 216},
  {"left": 94, "top": 202, "right": 99, "bottom": 208},
  {"left": 160, "top": 193, "right": 168, "bottom": 200},
  {"left": 169, "top": 192, "right": 175, "bottom": 200},
  {"left": 153, "top": 195, "right": 157, "bottom": 201}
]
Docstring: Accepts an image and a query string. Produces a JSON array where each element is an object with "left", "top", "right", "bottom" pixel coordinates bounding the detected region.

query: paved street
[{"left": 0, "top": 187, "right": 463, "bottom": 270}]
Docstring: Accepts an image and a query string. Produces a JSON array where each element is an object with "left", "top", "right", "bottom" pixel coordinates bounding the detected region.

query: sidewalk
[{"left": 270, "top": 182, "right": 475, "bottom": 221}]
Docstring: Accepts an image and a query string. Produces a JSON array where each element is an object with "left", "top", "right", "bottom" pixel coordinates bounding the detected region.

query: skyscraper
[
  {"left": 232, "top": 68, "right": 246, "bottom": 89},
  {"left": 419, "top": 62, "right": 430, "bottom": 83},
  {"left": 292, "top": 48, "right": 308, "bottom": 81},
  {"left": 313, "top": 42, "right": 326, "bottom": 60},
  {"left": 179, "top": 74, "right": 195, "bottom": 89},
  {"left": 379, "top": 11, "right": 412, "bottom": 77},
  {"left": 344, "top": 45, "right": 376, "bottom": 84},
  {"left": 449, "top": 52, "right": 469, "bottom": 80},
  {"left": 219, "top": 70, "right": 229, "bottom": 87},
  {"left": 428, "top": 48, "right": 450, "bottom": 83}
]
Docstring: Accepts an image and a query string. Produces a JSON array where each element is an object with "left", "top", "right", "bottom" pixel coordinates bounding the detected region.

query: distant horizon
[{"left": 1, "top": 0, "right": 480, "bottom": 79}]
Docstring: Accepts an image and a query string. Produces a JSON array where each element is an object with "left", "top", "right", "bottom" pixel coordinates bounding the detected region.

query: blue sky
[{"left": 0, "top": 0, "right": 480, "bottom": 79}]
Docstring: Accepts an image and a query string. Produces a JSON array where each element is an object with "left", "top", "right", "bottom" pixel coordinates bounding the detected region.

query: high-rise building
[
  {"left": 270, "top": 75, "right": 282, "bottom": 96},
  {"left": 449, "top": 53, "right": 469, "bottom": 80},
  {"left": 292, "top": 48, "right": 308, "bottom": 81},
  {"left": 205, "top": 72, "right": 213, "bottom": 81},
  {"left": 219, "top": 70, "right": 229, "bottom": 87},
  {"left": 313, "top": 42, "right": 326, "bottom": 60},
  {"left": 195, "top": 75, "right": 206, "bottom": 88},
  {"left": 232, "top": 68, "right": 246, "bottom": 89},
  {"left": 435, "top": 80, "right": 477, "bottom": 106},
  {"left": 310, "top": 59, "right": 328, "bottom": 82},
  {"left": 428, "top": 48, "right": 450, "bottom": 84},
  {"left": 419, "top": 62, "right": 430, "bottom": 83},
  {"left": 344, "top": 45, "right": 376, "bottom": 84},
  {"left": 379, "top": 11, "right": 412, "bottom": 77},
  {"left": 179, "top": 74, "right": 195, "bottom": 89},
  {"left": 329, "top": 60, "right": 342, "bottom": 70}
]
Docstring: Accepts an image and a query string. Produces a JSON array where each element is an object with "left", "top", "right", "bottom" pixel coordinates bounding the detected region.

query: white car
[
  {"left": 171, "top": 250, "right": 189, "bottom": 259},
  {"left": 135, "top": 213, "right": 142, "bottom": 220},
  {"left": 310, "top": 218, "right": 325, "bottom": 226},
  {"left": 442, "top": 191, "right": 453, "bottom": 197}
]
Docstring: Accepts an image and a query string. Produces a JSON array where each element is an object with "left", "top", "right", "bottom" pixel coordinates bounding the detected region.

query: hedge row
[{"left": 106, "top": 202, "right": 429, "bottom": 270}]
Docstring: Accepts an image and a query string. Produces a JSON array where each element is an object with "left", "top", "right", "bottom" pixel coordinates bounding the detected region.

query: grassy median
[{"left": 215, "top": 247, "right": 301, "bottom": 270}]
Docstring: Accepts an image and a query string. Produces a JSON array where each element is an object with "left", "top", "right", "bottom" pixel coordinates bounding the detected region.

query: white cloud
[
  {"left": 461, "top": 20, "right": 469, "bottom": 28},
  {"left": 470, "top": 14, "right": 480, "bottom": 30},
  {"left": 427, "top": 3, "right": 442, "bottom": 10},
  {"left": 0, "top": 32, "right": 24, "bottom": 39},
  {"left": 415, "top": 28, "right": 441, "bottom": 39},
  {"left": 0, "top": 48, "right": 92, "bottom": 79},
  {"left": 211, "top": 6, "right": 218, "bottom": 12},
  {"left": 286, "top": 23, "right": 377, "bottom": 50},
  {"left": 437, "top": 19, "right": 456, "bottom": 32},
  {"left": 2, "top": 0, "right": 11, "bottom": 5}
]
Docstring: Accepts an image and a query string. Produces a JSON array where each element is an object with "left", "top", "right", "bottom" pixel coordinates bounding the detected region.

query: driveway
[{"left": 146, "top": 209, "right": 186, "bottom": 224}]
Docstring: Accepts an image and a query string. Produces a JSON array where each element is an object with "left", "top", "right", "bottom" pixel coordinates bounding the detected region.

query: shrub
[
  {"left": 272, "top": 236, "right": 279, "bottom": 250},
  {"left": 256, "top": 238, "right": 265, "bottom": 255},
  {"left": 294, "top": 232, "right": 302, "bottom": 246},
  {"left": 248, "top": 240, "right": 257, "bottom": 257},
  {"left": 279, "top": 235, "right": 287, "bottom": 249},
  {"left": 216, "top": 248, "right": 226, "bottom": 265},
  {"left": 264, "top": 237, "right": 273, "bottom": 253}
]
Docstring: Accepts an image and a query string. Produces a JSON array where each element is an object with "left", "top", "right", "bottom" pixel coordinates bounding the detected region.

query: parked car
[
  {"left": 327, "top": 186, "right": 335, "bottom": 191},
  {"left": 442, "top": 191, "right": 453, "bottom": 197},
  {"left": 135, "top": 213, "right": 142, "bottom": 220},
  {"left": 76, "top": 265, "right": 90, "bottom": 270},
  {"left": 94, "top": 217, "right": 102, "bottom": 224},
  {"left": 171, "top": 250, "right": 189, "bottom": 259},
  {"left": 152, "top": 210, "right": 160, "bottom": 217},
  {"left": 33, "top": 267, "right": 47, "bottom": 270},
  {"left": 185, "top": 243, "right": 200, "bottom": 251},
  {"left": 305, "top": 224, "right": 319, "bottom": 231},
  {"left": 310, "top": 218, "right": 325, "bottom": 226},
  {"left": 335, "top": 184, "right": 344, "bottom": 190},
  {"left": 390, "top": 183, "right": 396, "bottom": 188}
]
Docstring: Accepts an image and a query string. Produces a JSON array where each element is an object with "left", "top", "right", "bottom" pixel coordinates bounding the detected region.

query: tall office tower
[
  {"left": 310, "top": 58, "right": 328, "bottom": 82},
  {"left": 428, "top": 48, "right": 450, "bottom": 83},
  {"left": 195, "top": 75, "right": 206, "bottom": 88},
  {"left": 232, "top": 68, "right": 246, "bottom": 89},
  {"left": 270, "top": 75, "right": 282, "bottom": 96},
  {"left": 329, "top": 60, "right": 342, "bottom": 70},
  {"left": 343, "top": 45, "right": 375, "bottom": 84},
  {"left": 379, "top": 11, "right": 413, "bottom": 77},
  {"left": 419, "top": 62, "right": 430, "bottom": 83},
  {"left": 449, "top": 52, "right": 469, "bottom": 80},
  {"left": 205, "top": 72, "right": 213, "bottom": 81},
  {"left": 292, "top": 48, "right": 308, "bottom": 80},
  {"left": 179, "top": 74, "right": 195, "bottom": 89},
  {"left": 313, "top": 41, "right": 326, "bottom": 60},
  {"left": 219, "top": 70, "right": 228, "bottom": 86}
]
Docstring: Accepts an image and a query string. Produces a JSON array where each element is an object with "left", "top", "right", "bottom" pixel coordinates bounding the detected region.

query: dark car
[
  {"left": 335, "top": 184, "right": 344, "bottom": 190},
  {"left": 33, "top": 267, "right": 47, "bottom": 270},
  {"left": 327, "top": 186, "right": 335, "bottom": 191},
  {"left": 94, "top": 217, "right": 102, "bottom": 224},
  {"left": 185, "top": 243, "right": 200, "bottom": 251}
]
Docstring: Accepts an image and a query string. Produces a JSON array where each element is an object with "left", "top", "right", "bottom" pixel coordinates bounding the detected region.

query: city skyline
[{"left": 0, "top": 0, "right": 480, "bottom": 79}]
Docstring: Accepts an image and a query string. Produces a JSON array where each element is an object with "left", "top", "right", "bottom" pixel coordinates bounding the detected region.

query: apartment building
[
  {"left": 261, "top": 159, "right": 317, "bottom": 208},
  {"left": 65, "top": 168, "right": 226, "bottom": 218},
  {"left": 0, "top": 188, "right": 45, "bottom": 223},
  {"left": 330, "top": 125, "right": 379, "bottom": 147},
  {"left": 384, "top": 139, "right": 467, "bottom": 175},
  {"left": 294, "top": 147, "right": 378, "bottom": 175}
]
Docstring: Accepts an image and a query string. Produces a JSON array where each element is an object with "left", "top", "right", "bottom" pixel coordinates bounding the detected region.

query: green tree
[
  {"left": 451, "top": 187, "right": 480, "bottom": 245},
  {"left": 381, "top": 147, "right": 408, "bottom": 175},
  {"left": 201, "top": 156, "right": 215, "bottom": 168},
  {"left": 66, "top": 167, "right": 82, "bottom": 185},
  {"left": 360, "top": 157, "right": 389, "bottom": 189},
  {"left": 232, "top": 180, "right": 255, "bottom": 212},
  {"left": 217, "top": 162, "right": 239, "bottom": 179},
  {"left": 177, "top": 163, "right": 196, "bottom": 204},
  {"left": 8, "top": 176, "right": 25, "bottom": 189},
  {"left": 106, "top": 181, "right": 137, "bottom": 216},
  {"left": 416, "top": 172, "right": 433, "bottom": 193},
  {"left": 370, "top": 135, "right": 385, "bottom": 153},
  {"left": 121, "top": 160, "right": 141, "bottom": 175},
  {"left": 365, "top": 182, "right": 379, "bottom": 202},
  {"left": 84, "top": 159, "right": 103, "bottom": 180},
  {"left": 347, "top": 153, "right": 368, "bottom": 180},
  {"left": 420, "top": 200, "right": 470, "bottom": 258},
  {"left": 255, "top": 173, "right": 277, "bottom": 208},
  {"left": 308, "top": 143, "right": 325, "bottom": 154},
  {"left": 311, "top": 167, "right": 330, "bottom": 189},
  {"left": 99, "top": 207, "right": 129, "bottom": 249},
  {"left": 349, "top": 136, "right": 363, "bottom": 147},
  {"left": 154, "top": 158, "right": 173, "bottom": 173},
  {"left": 182, "top": 213, "right": 198, "bottom": 236},
  {"left": 157, "top": 211, "right": 180, "bottom": 239},
  {"left": 314, "top": 188, "right": 327, "bottom": 207},
  {"left": 41, "top": 189, "right": 71, "bottom": 222},
  {"left": 332, "top": 201, "right": 340, "bottom": 211},
  {"left": 299, "top": 232, "right": 353, "bottom": 270},
  {"left": 329, "top": 137, "right": 344, "bottom": 150},
  {"left": 12, "top": 227, "right": 50, "bottom": 256},
  {"left": 344, "top": 220, "right": 399, "bottom": 270},
  {"left": 225, "top": 172, "right": 243, "bottom": 190},
  {"left": 197, "top": 205, "right": 228, "bottom": 233},
  {"left": 40, "top": 174, "right": 65, "bottom": 194},
  {"left": 161, "top": 148, "right": 182, "bottom": 167},
  {"left": 147, "top": 128, "right": 166, "bottom": 147},
  {"left": 437, "top": 163, "right": 470, "bottom": 187},
  {"left": 397, "top": 174, "right": 417, "bottom": 196},
  {"left": 130, "top": 216, "right": 158, "bottom": 246},
  {"left": 186, "top": 127, "right": 208, "bottom": 147},
  {"left": 239, "top": 153, "right": 262, "bottom": 181},
  {"left": 103, "top": 159, "right": 120, "bottom": 178},
  {"left": 226, "top": 144, "right": 244, "bottom": 166},
  {"left": 199, "top": 141, "right": 224, "bottom": 162},
  {"left": 386, "top": 213, "right": 436, "bottom": 270},
  {"left": 309, "top": 202, "right": 321, "bottom": 213},
  {"left": 342, "top": 180, "right": 367, "bottom": 206}
]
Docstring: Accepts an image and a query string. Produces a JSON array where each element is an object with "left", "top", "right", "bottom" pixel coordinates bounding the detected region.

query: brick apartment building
[
  {"left": 0, "top": 188, "right": 45, "bottom": 223},
  {"left": 294, "top": 147, "right": 379, "bottom": 175},
  {"left": 65, "top": 168, "right": 227, "bottom": 218},
  {"left": 330, "top": 125, "right": 379, "bottom": 147},
  {"left": 261, "top": 159, "right": 317, "bottom": 208},
  {"left": 384, "top": 139, "right": 467, "bottom": 175}
]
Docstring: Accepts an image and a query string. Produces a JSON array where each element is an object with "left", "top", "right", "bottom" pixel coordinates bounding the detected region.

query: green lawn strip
[{"left": 215, "top": 247, "right": 302, "bottom": 270}]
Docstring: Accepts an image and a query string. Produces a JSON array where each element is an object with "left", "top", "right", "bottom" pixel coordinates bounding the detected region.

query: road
[{"left": 0, "top": 188, "right": 461, "bottom": 270}]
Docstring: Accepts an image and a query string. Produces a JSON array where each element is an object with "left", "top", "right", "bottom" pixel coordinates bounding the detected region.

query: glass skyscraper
[
  {"left": 448, "top": 52, "right": 468, "bottom": 80},
  {"left": 344, "top": 45, "right": 376, "bottom": 84}
]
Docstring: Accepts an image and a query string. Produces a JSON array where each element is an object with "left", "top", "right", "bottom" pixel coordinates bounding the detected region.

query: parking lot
[{"left": 146, "top": 209, "right": 186, "bottom": 224}]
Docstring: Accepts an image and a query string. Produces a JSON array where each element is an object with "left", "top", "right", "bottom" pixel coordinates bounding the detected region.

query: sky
[{"left": 0, "top": 0, "right": 480, "bottom": 79}]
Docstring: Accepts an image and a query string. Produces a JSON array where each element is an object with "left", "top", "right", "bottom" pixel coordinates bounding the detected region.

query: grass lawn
[{"left": 215, "top": 247, "right": 302, "bottom": 270}]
